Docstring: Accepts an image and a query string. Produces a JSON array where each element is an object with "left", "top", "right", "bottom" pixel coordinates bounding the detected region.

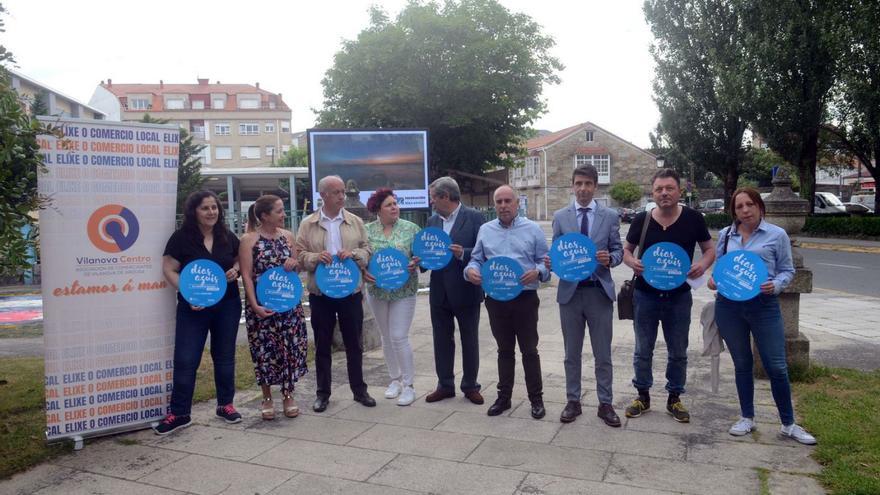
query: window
[
  {"left": 264, "top": 122, "right": 275, "bottom": 133},
  {"left": 525, "top": 156, "right": 540, "bottom": 177},
  {"left": 281, "top": 121, "right": 291, "bottom": 133},
  {"left": 196, "top": 145, "right": 210, "bottom": 164},
  {"left": 129, "top": 97, "right": 150, "bottom": 110},
  {"left": 574, "top": 154, "right": 611, "bottom": 183},
  {"left": 240, "top": 146, "right": 260, "bottom": 159},
  {"left": 192, "top": 100, "right": 205, "bottom": 110},
  {"left": 238, "top": 98, "right": 259, "bottom": 109},
  {"left": 215, "top": 146, "right": 232, "bottom": 160},
  {"left": 165, "top": 98, "right": 185, "bottom": 110},
  {"left": 585, "top": 130, "right": 594, "bottom": 142},
  {"left": 239, "top": 123, "right": 260, "bottom": 136},
  {"left": 212, "top": 98, "right": 225, "bottom": 109},
  {"left": 266, "top": 145, "right": 276, "bottom": 159},
  {"left": 214, "top": 123, "right": 230, "bottom": 136},
  {"left": 281, "top": 145, "right": 290, "bottom": 154}
]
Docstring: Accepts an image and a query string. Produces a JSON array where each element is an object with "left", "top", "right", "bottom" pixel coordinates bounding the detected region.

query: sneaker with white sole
[
  {"left": 397, "top": 386, "right": 415, "bottom": 406},
  {"left": 780, "top": 423, "right": 817, "bottom": 445},
  {"left": 153, "top": 414, "right": 191, "bottom": 436},
  {"left": 385, "top": 380, "right": 402, "bottom": 399},
  {"left": 729, "top": 417, "right": 755, "bottom": 436}
]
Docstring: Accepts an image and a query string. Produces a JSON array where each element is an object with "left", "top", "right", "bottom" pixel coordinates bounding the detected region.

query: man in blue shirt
[{"left": 465, "top": 185, "right": 550, "bottom": 419}]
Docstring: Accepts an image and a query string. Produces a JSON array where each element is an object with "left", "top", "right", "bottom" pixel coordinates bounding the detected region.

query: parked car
[
  {"left": 699, "top": 199, "right": 725, "bottom": 214},
  {"left": 813, "top": 192, "right": 848, "bottom": 216},
  {"left": 843, "top": 202, "right": 873, "bottom": 215},
  {"left": 849, "top": 194, "right": 875, "bottom": 210},
  {"left": 614, "top": 207, "right": 636, "bottom": 223}
]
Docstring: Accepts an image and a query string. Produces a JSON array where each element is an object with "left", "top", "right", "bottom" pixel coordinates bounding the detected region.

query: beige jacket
[{"left": 295, "top": 209, "right": 371, "bottom": 296}]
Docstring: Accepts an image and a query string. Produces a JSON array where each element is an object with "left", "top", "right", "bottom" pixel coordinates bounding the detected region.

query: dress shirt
[
  {"left": 465, "top": 215, "right": 550, "bottom": 290},
  {"left": 716, "top": 219, "right": 794, "bottom": 295},
  {"left": 319, "top": 208, "right": 344, "bottom": 255},
  {"left": 575, "top": 199, "right": 596, "bottom": 237},
  {"left": 440, "top": 202, "right": 462, "bottom": 235}
]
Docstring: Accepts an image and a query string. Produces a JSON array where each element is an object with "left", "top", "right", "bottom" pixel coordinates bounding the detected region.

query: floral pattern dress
[{"left": 245, "top": 234, "right": 308, "bottom": 393}]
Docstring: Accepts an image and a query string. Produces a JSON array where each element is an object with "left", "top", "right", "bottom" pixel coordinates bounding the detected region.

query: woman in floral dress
[{"left": 239, "top": 194, "right": 308, "bottom": 420}]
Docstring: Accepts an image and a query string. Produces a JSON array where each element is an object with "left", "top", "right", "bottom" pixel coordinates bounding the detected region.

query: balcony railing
[{"left": 123, "top": 102, "right": 283, "bottom": 111}]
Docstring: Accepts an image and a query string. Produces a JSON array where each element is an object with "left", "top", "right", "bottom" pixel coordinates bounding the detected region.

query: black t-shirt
[
  {"left": 163, "top": 228, "right": 241, "bottom": 302},
  {"left": 626, "top": 207, "right": 711, "bottom": 294}
]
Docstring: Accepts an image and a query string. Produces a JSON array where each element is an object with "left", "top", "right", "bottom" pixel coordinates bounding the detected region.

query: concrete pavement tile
[
  {"left": 33, "top": 471, "right": 185, "bottom": 495},
  {"left": 621, "top": 408, "right": 716, "bottom": 437},
  {"left": 553, "top": 423, "right": 688, "bottom": 461},
  {"left": 250, "top": 438, "right": 396, "bottom": 481},
  {"left": 767, "top": 472, "right": 826, "bottom": 495},
  {"left": 687, "top": 439, "right": 820, "bottom": 473},
  {"left": 53, "top": 438, "right": 188, "bottom": 480},
  {"left": 145, "top": 424, "right": 285, "bottom": 461},
  {"left": 605, "top": 453, "right": 760, "bottom": 495},
  {"left": 368, "top": 454, "right": 525, "bottom": 495},
  {"left": 246, "top": 413, "right": 372, "bottom": 445},
  {"left": 515, "top": 473, "right": 678, "bottom": 495},
  {"left": 334, "top": 397, "right": 453, "bottom": 429},
  {"left": 409, "top": 394, "right": 508, "bottom": 415},
  {"left": 348, "top": 423, "right": 484, "bottom": 461},
  {"left": 466, "top": 437, "right": 610, "bottom": 481},
  {"left": 268, "top": 472, "right": 420, "bottom": 494},
  {"left": 435, "top": 410, "right": 561, "bottom": 443},
  {"left": 142, "top": 453, "right": 293, "bottom": 494},
  {"left": 1, "top": 464, "right": 76, "bottom": 495}
]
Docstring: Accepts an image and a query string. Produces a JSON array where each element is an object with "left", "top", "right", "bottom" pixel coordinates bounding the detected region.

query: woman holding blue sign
[
  {"left": 239, "top": 195, "right": 308, "bottom": 421},
  {"left": 157, "top": 191, "right": 242, "bottom": 435},
  {"left": 708, "top": 188, "right": 816, "bottom": 445},
  {"left": 362, "top": 188, "right": 422, "bottom": 406}
]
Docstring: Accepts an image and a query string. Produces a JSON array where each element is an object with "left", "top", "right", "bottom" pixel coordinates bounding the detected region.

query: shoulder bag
[{"left": 617, "top": 211, "right": 651, "bottom": 320}]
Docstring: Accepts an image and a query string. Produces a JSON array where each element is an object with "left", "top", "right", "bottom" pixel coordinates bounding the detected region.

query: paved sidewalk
[{"left": 4, "top": 265, "right": 852, "bottom": 495}]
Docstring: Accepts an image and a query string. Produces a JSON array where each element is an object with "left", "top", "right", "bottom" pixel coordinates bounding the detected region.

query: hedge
[
  {"left": 704, "top": 213, "right": 733, "bottom": 229},
  {"left": 802, "top": 216, "right": 880, "bottom": 238}
]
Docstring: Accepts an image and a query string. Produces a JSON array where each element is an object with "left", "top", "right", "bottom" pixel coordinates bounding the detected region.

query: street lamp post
[{"left": 656, "top": 155, "right": 665, "bottom": 168}]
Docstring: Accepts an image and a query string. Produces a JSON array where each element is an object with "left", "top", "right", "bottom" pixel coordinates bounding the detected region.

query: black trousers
[
  {"left": 484, "top": 290, "right": 543, "bottom": 403},
  {"left": 309, "top": 292, "right": 367, "bottom": 398},
  {"left": 430, "top": 302, "right": 481, "bottom": 393}
]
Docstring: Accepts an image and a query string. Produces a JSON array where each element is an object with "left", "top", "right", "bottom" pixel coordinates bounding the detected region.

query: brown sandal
[
  {"left": 261, "top": 397, "right": 275, "bottom": 420},
  {"left": 283, "top": 395, "right": 300, "bottom": 418}
]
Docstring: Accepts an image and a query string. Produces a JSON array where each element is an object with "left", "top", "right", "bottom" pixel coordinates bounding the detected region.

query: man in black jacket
[{"left": 424, "top": 177, "right": 486, "bottom": 404}]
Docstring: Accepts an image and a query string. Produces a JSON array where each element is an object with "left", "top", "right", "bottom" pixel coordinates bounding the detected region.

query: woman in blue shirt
[{"left": 708, "top": 188, "right": 816, "bottom": 445}]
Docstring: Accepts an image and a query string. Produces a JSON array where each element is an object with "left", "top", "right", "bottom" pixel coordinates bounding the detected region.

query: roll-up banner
[{"left": 37, "top": 117, "right": 179, "bottom": 442}]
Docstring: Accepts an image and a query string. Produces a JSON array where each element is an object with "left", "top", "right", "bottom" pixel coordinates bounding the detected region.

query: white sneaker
[
  {"left": 397, "top": 386, "right": 415, "bottom": 406},
  {"left": 729, "top": 417, "right": 755, "bottom": 436},
  {"left": 384, "top": 380, "right": 402, "bottom": 399},
  {"left": 780, "top": 423, "right": 817, "bottom": 445}
]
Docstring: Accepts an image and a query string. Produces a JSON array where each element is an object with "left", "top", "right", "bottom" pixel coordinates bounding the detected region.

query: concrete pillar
[{"left": 755, "top": 168, "right": 811, "bottom": 377}]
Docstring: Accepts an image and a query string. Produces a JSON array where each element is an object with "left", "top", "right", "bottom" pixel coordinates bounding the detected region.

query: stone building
[{"left": 510, "top": 122, "right": 658, "bottom": 220}]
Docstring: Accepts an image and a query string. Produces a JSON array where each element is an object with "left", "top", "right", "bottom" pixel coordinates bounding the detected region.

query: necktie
[{"left": 578, "top": 207, "right": 591, "bottom": 237}]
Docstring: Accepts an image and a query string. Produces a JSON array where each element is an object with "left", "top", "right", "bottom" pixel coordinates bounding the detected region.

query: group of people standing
[{"left": 153, "top": 166, "right": 816, "bottom": 446}]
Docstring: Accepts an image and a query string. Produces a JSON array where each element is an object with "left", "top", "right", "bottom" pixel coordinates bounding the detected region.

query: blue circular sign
[
  {"left": 714, "top": 250, "right": 769, "bottom": 301},
  {"left": 412, "top": 227, "right": 453, "bottom": 270},
  {"left": 179, "top": 259, "right": 226, "bottom": 307},
  {"left": 549, "top": 233, "right": 598, "bottom": 282},
  {"left": 481, "top": 256, "right": 524, "bottom": 302},
  {"left": 368, "top": 248, "right": 411, "bottom": 291},
  {"left": 316, "top": 256, "right": 362, "bottom": 299},
  {"left": 256, "top": 266, "right": 303, "bottom": 312},
  {"left": 641, "top": 242, "right": 691, "bottom": 290}
]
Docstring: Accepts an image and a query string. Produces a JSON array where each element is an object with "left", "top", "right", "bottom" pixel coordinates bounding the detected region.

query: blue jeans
[
  {"left": 715, "top": 294, "right": 794, "bottom": 426},
  {"left": 169, "top": 296, "right": 242, "bottom": 416},
  {"left": 632, "top": 289, "right": 692, "bottom": 395}
]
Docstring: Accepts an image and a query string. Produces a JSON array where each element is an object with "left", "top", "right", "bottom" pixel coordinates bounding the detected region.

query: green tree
[
  {"left": 316, "top": 0, "right": 562, "bottom": 178},
  {"left": 273, "top": 146, "right": 310, "bottom": 211},
  {"left": 741, "top": 0, "right": 848, "bottom": 213},
  {"left": 609, "top": 181, "right": 643, "bottom": 207},
  {"left": 28, "top": 90, "right": 49, "bottom": 118},
  {"left": 823, "top": 1, "right": 880, "bottom": 214},
  {"left": 645, "top": 0, "right": 752, "bottom": 209},
  {"left": 139, "top": 114, "right": 206, "bottom": 214}
]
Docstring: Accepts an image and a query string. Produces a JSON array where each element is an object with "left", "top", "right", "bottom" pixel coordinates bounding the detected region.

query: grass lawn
[
  {"left": 0, "top": 344, "right": 262, "bottom": 480},
  {"left": 793, "top": 366, "right": 880, "bottom": 495}
]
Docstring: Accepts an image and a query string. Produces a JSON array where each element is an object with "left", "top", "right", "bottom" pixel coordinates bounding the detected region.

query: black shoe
[
  {"left": 598, "top": 403, "right": 621, "bottom": 427},
  {"left": 560, "top": 401, "right": 582, "bottom": 423},
  {"left": 625, "top": 397, "right": 650, "bottom": 418},
  {"left": 353, "top": 393, "right": 376, "bottom": 407},
  {"left": 487, "top": 399, "right": 512, "bottom": 416},
  {"left": 666, "top": 395, "right": 690, "bottom": 423},
  {"left": 530, "top": 401, "right": 546, "bottom": 419},
  {"left": 215, "top": 404, "right": 242, "bottom": 424},
  {"left": 313, "top": 396, "right": 329, "bottom": 412},
  {"left": 154, "top": 414, "right": 191, "bottom": 436}
]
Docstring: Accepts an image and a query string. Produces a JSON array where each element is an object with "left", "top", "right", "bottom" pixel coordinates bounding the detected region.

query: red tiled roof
[
  {"left": 526, "top": 122, "right": 586, "bottom": 149},
  {"left": 101, "top": 82, "right": 290, "bottom": 110}
]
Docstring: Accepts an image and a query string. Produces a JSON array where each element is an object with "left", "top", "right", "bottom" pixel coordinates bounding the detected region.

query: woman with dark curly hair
[
  {"left": 157, "top": 190, "right": 242, "bottom": 435},
  {"left": 363, "top": 188, "right": 422, "bottom": 405}
]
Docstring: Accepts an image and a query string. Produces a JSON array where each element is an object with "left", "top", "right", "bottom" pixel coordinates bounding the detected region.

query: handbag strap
[
  {"left": 630, "top": 209, "right": 652, "bottom": 281},
  {"left": 721, "top": 224, "right": 734, "bottom": 256}
]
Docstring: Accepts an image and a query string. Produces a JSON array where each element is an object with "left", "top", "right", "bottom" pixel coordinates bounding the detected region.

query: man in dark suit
[
  {"left": 424, "top": 177, "right": 486, "bottom": 404},
  {"left": 546, "top": 165, "right": 624, "bottom": 426}
]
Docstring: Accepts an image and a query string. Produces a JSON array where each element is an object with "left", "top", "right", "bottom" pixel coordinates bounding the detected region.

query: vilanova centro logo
[{"left": 87, "top": 204, "right": 140, "bottom": 253}]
